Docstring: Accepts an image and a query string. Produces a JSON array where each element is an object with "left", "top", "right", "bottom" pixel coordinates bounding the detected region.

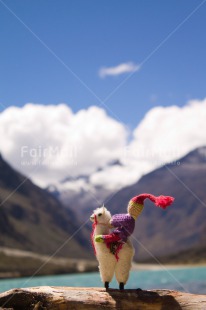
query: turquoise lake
[{"left": 0, "top": 267, "right": 205, "bottom": 294}]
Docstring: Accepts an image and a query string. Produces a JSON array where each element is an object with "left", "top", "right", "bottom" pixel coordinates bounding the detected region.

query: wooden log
[{"left": 0, "top": 286, "right": 206, "bottom": 309}]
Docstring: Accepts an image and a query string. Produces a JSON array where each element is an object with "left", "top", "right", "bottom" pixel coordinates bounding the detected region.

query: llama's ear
[{"left": 102, "top": 204, "right": 105, "bottom": 213}]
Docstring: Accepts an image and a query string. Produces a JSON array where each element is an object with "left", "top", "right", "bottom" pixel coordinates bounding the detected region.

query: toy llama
[
  {"left": 90, "top": 206, "right": 134, "bottom": 290},
  {"left": 91, "top": 193, "right": 174, "bottom": 290}
]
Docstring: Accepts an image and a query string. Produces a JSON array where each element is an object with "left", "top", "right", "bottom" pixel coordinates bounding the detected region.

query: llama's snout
[{"left": 90, "top": 215, "right": 94, "bottom": 222}]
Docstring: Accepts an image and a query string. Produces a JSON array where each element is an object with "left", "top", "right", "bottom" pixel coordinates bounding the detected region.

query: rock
[{"left": 0, "top": 286, "right": 206, "bottom": 309}]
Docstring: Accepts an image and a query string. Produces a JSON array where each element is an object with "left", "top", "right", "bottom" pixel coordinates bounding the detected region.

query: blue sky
[{"left": 1, "top": 0, "right": 206, "bottom": 129}]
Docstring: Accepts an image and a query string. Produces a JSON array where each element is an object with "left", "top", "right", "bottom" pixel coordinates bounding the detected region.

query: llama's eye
[{"left": 98, "top": 213, "right": 102, "bottom": 216}]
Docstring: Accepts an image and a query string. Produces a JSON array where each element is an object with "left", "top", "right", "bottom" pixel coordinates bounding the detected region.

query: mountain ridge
[
  {"left": 0, "top": 154, "right": 91, "bottom": 259},
  {"left": 3, "top": 146, "right": 205, "bottom": 264},
  {"left": 107, "top": 146, "right": 206, "bottom": 260},
  {"left": 46, "top": 146, "right": 206, "bottom": 261}
]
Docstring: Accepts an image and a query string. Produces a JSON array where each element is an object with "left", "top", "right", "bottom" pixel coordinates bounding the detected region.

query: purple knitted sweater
[{"left": 110, "top": 213, "right": 135, "bottom": 243}]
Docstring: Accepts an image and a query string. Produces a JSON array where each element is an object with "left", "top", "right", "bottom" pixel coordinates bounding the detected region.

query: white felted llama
[
  {"left": 90, "top": 193, "right": 174, "bottom": 290},
  {"left": 90, "top": 206, "right": 134, "bottom": 290}
]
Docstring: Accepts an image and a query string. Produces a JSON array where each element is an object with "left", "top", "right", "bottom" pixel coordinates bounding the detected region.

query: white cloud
[
  {"left": 0, "top": 104, "right": 127, "bottom": 187},
  {"left": 0, "top": 98, "right": 206, "bottom": 191},
  {"left": 99, "top": 62, "right": 140, "bottom": 78},
  {"left": 88, "top": 98, "right": 206, "bottom": 189},
  {"left": 127, "top": 98, "right": 206, "bottom": 167}
]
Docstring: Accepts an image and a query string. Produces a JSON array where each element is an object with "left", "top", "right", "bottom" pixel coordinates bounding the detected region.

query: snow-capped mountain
[
  {"left": 46, "top": 160, "right": 123, "bottom": 220},
  {"left": 48, "top": 146, "right": 206, "bottom": 262}
]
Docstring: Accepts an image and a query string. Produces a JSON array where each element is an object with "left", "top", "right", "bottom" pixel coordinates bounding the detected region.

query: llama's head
[{"left": 90, "top": 206, "right": 111, "bottom": 225}]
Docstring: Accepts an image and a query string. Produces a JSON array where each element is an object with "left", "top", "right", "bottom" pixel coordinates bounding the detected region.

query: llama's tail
[
  {"left": 128, "top": 194, "right": 174, "bottom": 218},
  {"left": 128, "top": 193, "right": 174, "bottom": 210}
]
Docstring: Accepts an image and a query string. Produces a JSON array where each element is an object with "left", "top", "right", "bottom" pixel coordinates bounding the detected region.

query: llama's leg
[
  {"left": 98, "top": 258, "right": 116, "bottom": 284},
  {"left": 105, "top": 281, "right": 109, "bottom": 289},
  {"left": 119, "top": 282, "right": 124, "bottom": 290},
  {"left": 97, "top": 251, "right": 116, "bottom": 287},
  {"left": 115, "top": 257, "right": 131, "bottom": 287},
  {"left": 115, "top": 242, "right": 134, "bottom": 288}
]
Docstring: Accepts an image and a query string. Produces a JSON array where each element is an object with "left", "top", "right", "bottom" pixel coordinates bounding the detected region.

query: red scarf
[
  {"left": 91, "top": 214, "right": 97, "bottom": 256},
  {"left": 91, "top": 215, "right": 122, "bottom": 261}
]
